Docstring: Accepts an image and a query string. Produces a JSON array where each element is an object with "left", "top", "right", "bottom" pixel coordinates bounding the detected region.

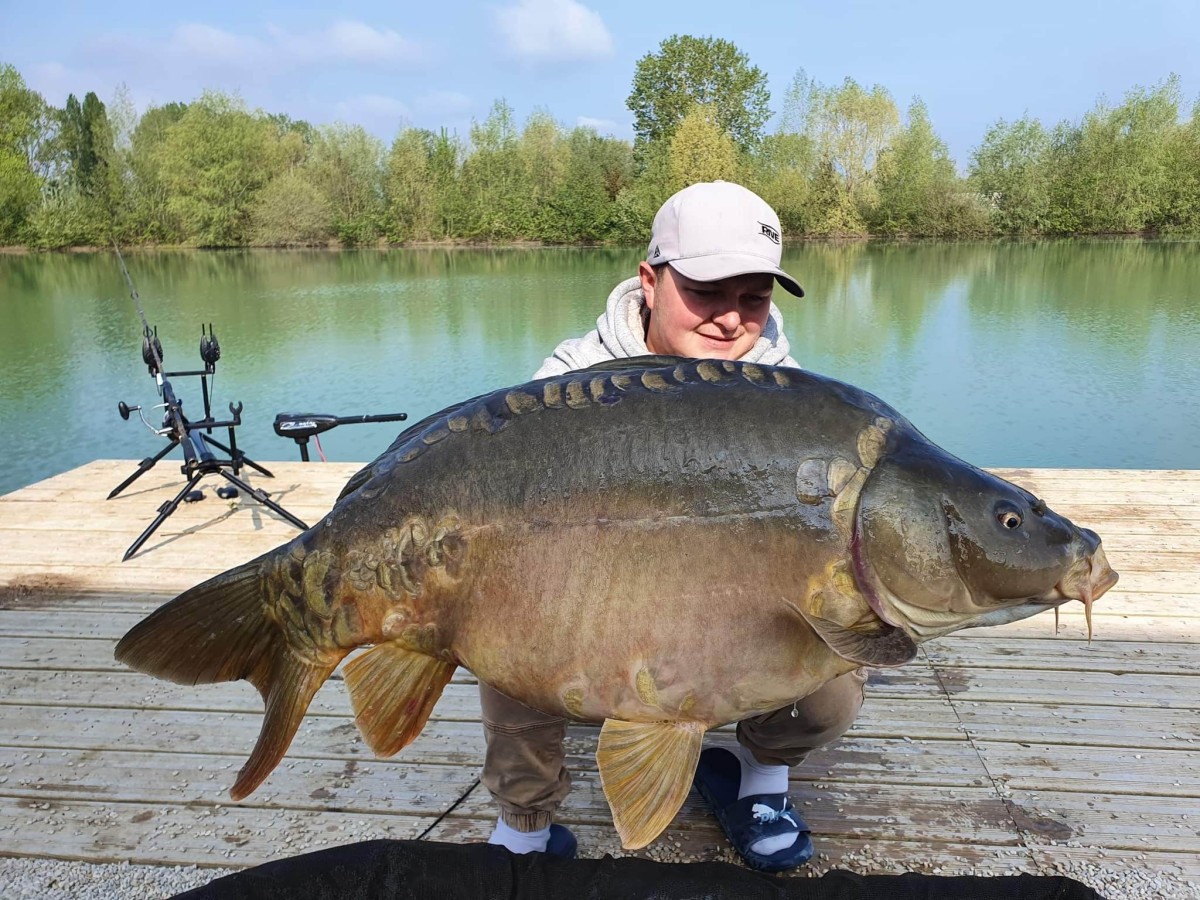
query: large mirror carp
[{"left": 116, "top": 357, "right": 1118, "bottom": 850}]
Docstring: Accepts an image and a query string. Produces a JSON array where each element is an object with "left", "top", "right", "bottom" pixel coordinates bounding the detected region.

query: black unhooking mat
[{"left": 174, "top": 839, "right": 1106, "bottom": 900}]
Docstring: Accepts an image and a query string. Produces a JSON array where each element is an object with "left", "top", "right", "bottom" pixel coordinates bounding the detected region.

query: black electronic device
[{"left": 108, "top": 245, "right": 309, "bottom": 560}]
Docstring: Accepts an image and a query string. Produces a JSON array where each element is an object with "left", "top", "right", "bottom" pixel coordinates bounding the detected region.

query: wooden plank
[
  {"left": 5, "top": 561, "right": 1194, "bottom": 604},
  {"left": 19, "top": 631, "right": 1196, "bottom": 680},
  {"left": 0, "top": 745, "right": 477, "bottom": 817},
  {"left": 23, "top": 660, "right": 1193, "bottom": 737},
  {"left": 0, "top": 703, "right": 490, "bottom": 767},
  {"left": 448, "top": 768, "right": 1024, "bottom": 845},
  {"left": 0, "top": 637, "right": 464, "bottom": 693},
  {"left": 1010, "top": 789, "right": 1200, "bottom": 857},
  {"left": 5, "top": 588, "right": 1195, "bottom": 642},
  {"left": 967, "top": 615, "right": 1200, "bottom": 642},
  {"left": 0, "top": 695, "right": 978, "bottom": 762},
  {"left": 0, "top": 668, "right": 486, "bottom": 721},
  {"left": 0, "top": 795, "right": 430, "bottom": 868},
  {"left": 23, "top": 529, "right": 1200, "bottom": 587},
  {"left": 979, "top": 741, "right": 1200, "bottom": 797},
  {"left": 3, "top": 485, "right": 1196, "bottom": 524},
  {"left": 926, "top": 637, "right": 1200, "bottom": 675},
  {"left": 948, "top": 701, "right": 1200, "bottom": 749},
  {"left": 869, "top": 665, "right": 1200, "bottom": 709},
  {"left": 0, "top": 500, "right": 340, "bottom": 533},
  {"left": 1, "top": 514, "right": 1195, "bottom": 558},
  {"left": 16, "top": 461, "right": 1197, "bottom": 496},
  {"left": 453, "top": 763, "right": 1200, "bottom": 863}
]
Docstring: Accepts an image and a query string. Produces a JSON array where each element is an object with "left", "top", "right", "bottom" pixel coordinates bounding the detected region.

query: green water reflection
[{"left": 1, "top": 241, "right": 1197, "bottom": 495}]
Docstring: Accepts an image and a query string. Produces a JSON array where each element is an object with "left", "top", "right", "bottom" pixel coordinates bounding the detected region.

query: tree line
[{"left": 2, "top": 36, "right": 1198, "bottom": 249}]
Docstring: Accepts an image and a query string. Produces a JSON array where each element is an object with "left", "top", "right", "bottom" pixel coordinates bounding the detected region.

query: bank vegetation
[{"left": 2, "top": 36, "right": 1198, "bottom": 249}]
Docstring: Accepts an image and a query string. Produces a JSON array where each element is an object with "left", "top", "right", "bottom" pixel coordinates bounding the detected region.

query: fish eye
[{"left": 998, "top": 510, "right": 1023, "bottom": 530}]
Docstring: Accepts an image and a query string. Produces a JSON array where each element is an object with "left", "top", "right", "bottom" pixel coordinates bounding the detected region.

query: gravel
[
  {"left": 2, "top": 845, "right": 1196, "bottom": 899},
  {"left": 0, "top": 857, "right": 234, "bottom": 899}
]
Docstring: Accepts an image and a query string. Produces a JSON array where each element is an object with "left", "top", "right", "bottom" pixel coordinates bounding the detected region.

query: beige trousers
[{"left": 479, "top": 668, "right": 869, "bottom": 831}]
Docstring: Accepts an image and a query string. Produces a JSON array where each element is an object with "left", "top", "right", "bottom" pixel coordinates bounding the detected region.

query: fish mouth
[{"left": 1040, "top": 544, "right": 1119, "bottom": 640}]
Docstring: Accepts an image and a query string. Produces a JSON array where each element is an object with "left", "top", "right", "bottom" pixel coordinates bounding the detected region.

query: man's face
[{"left": 640, "top": 262, "right": 774, "bottom": 360}]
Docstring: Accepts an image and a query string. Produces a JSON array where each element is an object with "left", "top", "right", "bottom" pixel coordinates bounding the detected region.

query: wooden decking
[{"left": 0, "top": 460, "right": 1197, "bottom": 883}]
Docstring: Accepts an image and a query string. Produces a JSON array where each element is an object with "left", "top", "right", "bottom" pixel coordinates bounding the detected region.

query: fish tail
[{"left": 114, "top": 559, "right": 342, "bottom": 800}]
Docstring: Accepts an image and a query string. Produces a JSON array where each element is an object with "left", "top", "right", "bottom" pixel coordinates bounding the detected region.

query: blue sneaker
[
  {"left": 692, "top": 746, "right": 814, "bottom": 872},
  {"left": 545, "top": 823, "right": 578, "bottom": 860}
]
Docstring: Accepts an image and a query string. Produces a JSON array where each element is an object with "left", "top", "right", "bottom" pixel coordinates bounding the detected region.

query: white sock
[
  {"left": 487, "top": 818, "right": 551, "bottom": 854},
  {"left": 734, "top": 745, "right": 797, "bottom": 856},
  {"left": 735, "top": 744, "right": 790, "bottom": 799}
]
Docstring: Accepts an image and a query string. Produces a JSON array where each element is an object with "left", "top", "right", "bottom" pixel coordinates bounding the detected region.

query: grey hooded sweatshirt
[{"left": 533, "top": 277, "right": 801, "bottom": 379}]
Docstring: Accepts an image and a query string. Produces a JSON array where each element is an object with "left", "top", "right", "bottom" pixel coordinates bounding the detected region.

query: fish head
[{"left": 854, "top": 443, "right": 1119, "bottom": 641}]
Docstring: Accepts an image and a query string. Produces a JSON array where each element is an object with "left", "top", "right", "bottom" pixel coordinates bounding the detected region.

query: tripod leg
[
  {"left": 123, "top": 473, "right": 204, "bottom": 561},
  {"left": 201, "top": 434, "right": 275, "bottom": 478},
  {"left": 108, "top": 439, "right": 180, "bottom": 500},
  {"left": 217, "top": 471, "right": 309, "bottom": 531}
]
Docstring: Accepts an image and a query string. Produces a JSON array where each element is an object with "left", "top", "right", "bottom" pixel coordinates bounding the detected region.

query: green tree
[
  {"left": 749, "top": 132, "right": 814, "bottom": 235},
  {"left": 666, "top": 104, "right": 740, "bottom": 193},
  {"left": 126, "top": 102, "right": 188, "bottom": 242},
  {"left": 872, "top": 99, "right": 961, "bottom": 235},
  {"left": 0, "top": 63, "right": 46, "bottom": 243},
  {"left": 808, "top": 157, "right": 866, "bottom": 236},
  {"left": 627, "top": 35, "right": 770, "bottom": 155},
  {"left": 461, "top": 100, "right": 526, "bottom": 239},
  {"left": 970, "top": 116, "right": 1053, "bottom": 233},
  {"left": 249, "top": 170, "right": 331, "bottom": 245},
  {"left": 551, "top": 127, "right": 632, "bottom": 241},
  {"left": 428, "top": 128, "right": 465, "bottom": 237},
  {"left": 1050, "top": 78, "right": 1181, "bottom": 233},
  {"left": 518, "top": 109, "right": 571, "bottom": 240},
  {"left": 383, "top": 128, "right": 438, "bottom": 242},
  {"left": 308, "top": 124, "right": 384, "bottom": 245},
  {"left": 1159, "top": 100, "right": 1200, "bottom": 231},
  {"left": 789, "top": 72, "right": 900, "bottom": 215},
  {"left": 51, "top": 91, "right": 123, "bottom": 242},
  {"left": 155, "top": 92, "right": 286, "bottom": 246}
]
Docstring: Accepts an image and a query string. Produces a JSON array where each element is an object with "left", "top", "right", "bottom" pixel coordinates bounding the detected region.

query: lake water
[{"left": 1, "top": 241, "right": 1198, "bottom": 496}]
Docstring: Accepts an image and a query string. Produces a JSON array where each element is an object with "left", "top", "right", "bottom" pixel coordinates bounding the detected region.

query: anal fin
[
  {"left": 344, "top": 642, "right": 457, "bottom": 757},
  {"left": 596, "top": 718, "right": 705, "bottom": 850}
]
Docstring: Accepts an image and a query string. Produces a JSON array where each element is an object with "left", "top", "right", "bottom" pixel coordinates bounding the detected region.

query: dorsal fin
[{"left": 562, "top": 354, "right": 688, "bottom": 374}]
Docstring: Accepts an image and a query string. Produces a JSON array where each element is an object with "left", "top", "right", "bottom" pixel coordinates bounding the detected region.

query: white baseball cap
[{"left": 646, "top": 181, "right": 804, "bottom": 297}]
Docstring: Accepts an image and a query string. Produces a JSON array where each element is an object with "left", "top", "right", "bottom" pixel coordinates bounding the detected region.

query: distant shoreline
[{"left": 3, "top": 232, "right": 1189, "bottom": 255}]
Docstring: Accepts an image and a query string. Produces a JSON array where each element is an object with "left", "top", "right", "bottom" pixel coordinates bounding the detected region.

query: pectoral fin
[
  {"left": 596, "top": 718, "right": 705, "bottom": 850},
  {"left": 343, "top": 642, "right": 457, "bottom": 757},
  {"left": 787, "top": 600, "right": 917, "bottom": 667}
]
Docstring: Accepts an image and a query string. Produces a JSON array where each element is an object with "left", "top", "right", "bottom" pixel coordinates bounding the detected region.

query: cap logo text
[{"left": 758, "top": 222, "right": 780, "bottom": 244}]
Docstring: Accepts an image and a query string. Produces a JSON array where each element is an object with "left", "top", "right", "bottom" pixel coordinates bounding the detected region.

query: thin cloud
[
  {"left": 414, "top": 90, "right": 474, "bottom": 117},
  {"left": 493, "top": 0, "right": 614, "bottom": 64},
  {"left": 78, "top": 20, "right": 426, "bottom": 82},
  {"left": 170, "top": 23, "right": 264, "bottom": 68},
  {"left": 576, "top": 116, "right": 618, "bottom": 133},
  {"left": 336, "top": 94, "right": 411, "bottom": 122},
  {"left": 266, "top": 20, "right": 425, "bottom": 67}
]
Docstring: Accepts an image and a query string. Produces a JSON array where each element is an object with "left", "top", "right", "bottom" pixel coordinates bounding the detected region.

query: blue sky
[{"left": 2, "top": 0, "right": 1197, "bottom": 168}]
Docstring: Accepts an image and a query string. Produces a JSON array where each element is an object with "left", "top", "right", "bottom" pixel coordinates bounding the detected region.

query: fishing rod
[
  {"left": 108, "top": 244, "right": 308, "bottom": 560},
  {"left": 112, "top": 242, "right": 189, "bottom": 449}
]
